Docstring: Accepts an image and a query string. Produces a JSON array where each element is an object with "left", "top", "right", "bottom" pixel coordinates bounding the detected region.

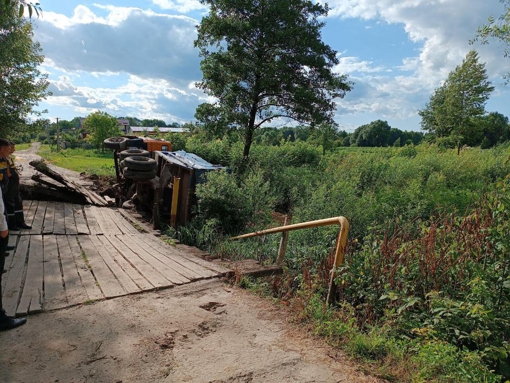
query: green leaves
[
  {"left": 419, "top": 50, "right": 494, "bottom": 152},
  {"left": 195, "top": 0, "right": 352, "bottom": 158}
]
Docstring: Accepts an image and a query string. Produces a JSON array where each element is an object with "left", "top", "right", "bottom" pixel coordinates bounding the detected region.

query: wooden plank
[
  {"left": 42, "top": 201, "right": 55, "bottom": 234},
  {"left": 176, "top": 243, "right": 232, "bottom": 274},
  {"left": 53, "top": 202, "right": 66, "bottom": 235},
  {"left": 56, "top": 235, "right": 89, "bottom": 306},
  {"left": 111, "top": 209, "right": 140, "bottom": 234},
  {"left": 28, "top": 201, "right": 47, "bottom": 235},
  {"left": 43, "top": 235, "right": 68, "bottom": 310},
  {"left": 84, "top": 205, "right": 102, "bottom": 235},
  {"left": 125, "top": 234, "right": 203, "bottom": 281},
  {"left": 93, "top": 235, "right": 154, "bottom": 291},
  {"left": 73, "top": 204, "right": 90, "bottom": 235},
  {"left": 98, "top": 207, "right": 124, "bottom": 235},
  {"left": 2, "top": 234, "right": 19, "bottom": 290},
  {"left": 118, "top": 234, "right": 191, "bottom": 285},
  {"left": 103, "top": 235, "right": 170, "bottom": 288},
  {"left": 66, "top": 236, "right": 103, "bottom": 301},
  {"left": 90, "top": 235, "right": 142, "bottom": 294},
  {"left": 78, "top": 235, "right": 126, "bottom": 298},
  {"left": 2, "top": 236, "right": 30, "bottom": 317},
  {"left": 64, "top": 203, "right": 78, "bottom": 235},
  {"left": 19, "top": 200, "right": 35, "bottom": 235},
  {"left": 17, "top": 235, "right": 44, "bottom": 316},
  {"left": 91, "top": 206, "right": 111, "bottom": 235},
  {"left": 136, "top": 234, "right": 220, "bottom": 278},
  {"left": 117, "top": 208, "right": 156, "bottom": 235},
  {"left": 103, "top": 208, "right": 138, "bottom": 235}
]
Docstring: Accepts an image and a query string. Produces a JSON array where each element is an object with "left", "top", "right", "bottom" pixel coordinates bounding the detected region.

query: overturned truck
[{"left": 104, "top": 136, "right": 227, "bottom": 229}]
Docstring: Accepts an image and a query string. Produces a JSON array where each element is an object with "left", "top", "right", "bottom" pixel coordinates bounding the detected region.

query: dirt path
[
  {"left": 1, "top": 280, "right": 379, "bottom": 383},
  {"left": 1, "top": 144, "right": 379, "bottom": 383}
]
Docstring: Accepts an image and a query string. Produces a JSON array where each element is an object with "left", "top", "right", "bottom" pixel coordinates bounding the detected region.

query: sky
[{"left": 29, "top": 0, "right": 510, "bottom": 132}]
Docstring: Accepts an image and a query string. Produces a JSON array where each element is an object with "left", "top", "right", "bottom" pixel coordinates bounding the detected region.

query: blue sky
[{"left": 31, "top": 0, "right": 510, "bottom": 132}]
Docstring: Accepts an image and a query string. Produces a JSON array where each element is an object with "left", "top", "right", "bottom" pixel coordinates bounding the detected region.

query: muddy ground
[{"left": 0, "top": 144, "right": 381, "bottom": 383}]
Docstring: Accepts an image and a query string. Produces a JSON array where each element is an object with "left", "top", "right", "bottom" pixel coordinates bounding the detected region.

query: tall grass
[{"left": 171, "top": 139, "right": 510, "bottom": 382}]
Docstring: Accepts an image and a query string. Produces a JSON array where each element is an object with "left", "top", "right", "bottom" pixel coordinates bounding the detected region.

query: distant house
[
  {"left": 118, "top": 119, "right": 130, "bottom": 134},
  {"left": 129, "top": 126, "right": 187, "bottom": 135}
]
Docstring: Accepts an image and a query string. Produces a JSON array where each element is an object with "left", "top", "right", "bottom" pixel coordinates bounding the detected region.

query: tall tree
[
  {"left": 475, "top": 0, "right": 510, "bottom": 82},
  {"left": 419, "top": 50, "right": 494, "bottom": 153},
  {"left": 0, "top": 0, "right": 48, "bottom": 137},
  {"left": 194, "top": 0, "right": 352, "bottom": 160},
  {"left": 83, "top": 111, "right": 121, "bottom": 151},
  {"left": 352, "top": 120, "right": 391, "bottom": 147}
]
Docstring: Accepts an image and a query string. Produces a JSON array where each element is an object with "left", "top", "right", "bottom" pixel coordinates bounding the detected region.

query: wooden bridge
[{"left": 1, "top": 201, "right": 230, "bottom": 317}]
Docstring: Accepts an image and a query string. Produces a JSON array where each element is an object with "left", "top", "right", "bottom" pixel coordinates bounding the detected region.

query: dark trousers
[
  {"left": 0, "top": 233, "right": 9, "bottom": 311},
  {"left": 4, "top": 170, "right": 23, "bottom": 219}
]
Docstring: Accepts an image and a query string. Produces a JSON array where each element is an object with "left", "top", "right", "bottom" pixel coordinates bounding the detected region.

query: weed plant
[{"left": 166, "top": 138, "right": 510, "bottom": 382}]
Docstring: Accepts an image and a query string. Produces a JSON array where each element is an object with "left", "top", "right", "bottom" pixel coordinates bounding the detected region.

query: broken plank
[
  {"left": 17, "top": 235, "right": 44, "bottom": 316},
  {"left": 136, "top": 234, "right": 221, "bottom": 278},
  {"left": 77, "top": 235, "right": 126, "bottom": 298},
  {"left": 64, "top": 203, "right": 78, "bottom": 235},
  {"left": 103, "top": 208, "right": 138, "bottom": 235},
  {"left": 118, "top": 234, "right": 190, "bottom": 285},
  {"left": 53, "top": 202, "right": 66, "bottom": 235},
  {"left": 42, "top": 202, "right": 55, "bottom": 234},
  {"left": 103, "top": 235, "right": 170, "bottom": 288},
  {"left": 2, "top": 236, "right": 30, "bottom": 317},
  {"left": 73, "top": 204, "right": 90, "bottom": 235},
  {"left": 83, "top": 205, "right": 102, "bottom": 235},
  {"left": 90, "top": 235, "right": 142, "bottom": 294},
  {"left": 95, "top": 235, "right": 154, "bottom": 291},
  {"left": 43, "top": 235, "right": 68, "bottom": 311},
  {"left": 56, "top": 235, "right": 89, "bottom": 307},
  {"left": 28, "top": 201, "right": 47, "bottom": 235},
  {"left": 66, "top": 235, "right": 103, "bottom": 302},
  {"left": 90, "top": 206, "right": 113, "bottom": 235}
]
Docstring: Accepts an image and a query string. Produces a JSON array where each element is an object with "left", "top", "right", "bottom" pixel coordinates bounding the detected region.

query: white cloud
[
  {"left": 150, "top": 0, "right": 206, "bottom": 13},
  {"left": 334, "top": 55, "right": 386, "bottom": 74}
]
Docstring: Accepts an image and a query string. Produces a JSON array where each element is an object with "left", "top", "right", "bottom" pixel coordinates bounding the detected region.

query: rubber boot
[{"left": 15, "top": 211, "right": 31, "bottom": 230}]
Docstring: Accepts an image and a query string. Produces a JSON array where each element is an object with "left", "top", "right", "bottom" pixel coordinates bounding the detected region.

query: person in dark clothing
[
  {"left": 0, "top": 139, "right": 27, "bottom": 331},
  {"left": 4, "top": 142, "right": 31, "bottom": 230}
]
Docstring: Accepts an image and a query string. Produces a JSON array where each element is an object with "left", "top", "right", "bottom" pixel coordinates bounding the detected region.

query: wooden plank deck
[{"left": 2, "top": 200, "right": 231, "bottom": 317}]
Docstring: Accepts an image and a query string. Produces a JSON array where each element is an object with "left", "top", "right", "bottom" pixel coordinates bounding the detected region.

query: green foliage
[
  {"left": 419, "top": 51, "right": 494, "bottom": 152},
  {"left": 0, "top": 2, "right": 49, "bottom": 136},
  {"left": 163, "top": 131, "right": 510, "bottom": 381},
  {"left": 194, "top": 169, "right": 276, "bottom": 235},
  {"left": 475, "top": 0, "right": 510, "bottom": 82},
  {"left": 82, "top": 111, "right": 121, "bottom": 151},
  {"left": 194, "top": 0, "right": 352, "bottom": 158}
]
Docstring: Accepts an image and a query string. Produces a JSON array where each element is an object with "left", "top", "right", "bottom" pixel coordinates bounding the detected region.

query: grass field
[{"left": 36, "top": 145, "right": 116, "bottom": 176}]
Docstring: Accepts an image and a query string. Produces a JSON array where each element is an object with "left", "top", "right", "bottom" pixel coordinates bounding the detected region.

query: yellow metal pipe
[
  {"left": 232, "top": 216, "right": 349, "bottom": 305},
  {"left": 231, "top": 216, "right": 348, "bottom": 240},
  {"left": 170, "top": 177, "right": 180, "bottom": 228}
]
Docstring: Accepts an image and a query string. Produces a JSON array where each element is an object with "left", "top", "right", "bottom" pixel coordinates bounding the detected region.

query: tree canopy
[
  {"left": 419, "top": 50, "right": 494, "bottom": 152},
  {"left": 0, "top": 0, "right": 48, "bottom": 137},
  {"left": 83, "top": 111, "right": 121, "bottom": 151},
  {"left": 475, "top": 0, "right": 510, "bottom": 82},
  {"left": 194, "top": 0, "right": 352, "bottom": 159}
]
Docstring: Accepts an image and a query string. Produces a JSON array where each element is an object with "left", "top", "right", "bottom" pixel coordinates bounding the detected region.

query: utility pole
[{"left": 56, "top": 117, "right": 60, "bottom": 152}]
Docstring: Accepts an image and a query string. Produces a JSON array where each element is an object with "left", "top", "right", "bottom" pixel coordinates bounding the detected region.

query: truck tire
[
  {"left": 104, "top": 137, "right": 128, "bottom": 150},
  {"left": 124, "top": 156, "right": 157, "bottom": 171},
  {"left": 119, "top": 149, "right": 150, "bottom": 160},
  {"left": 123, "top": 168, "right": 156, "bottom": 181},
  {"left": 126, "top": 137, "right": 144, "bottom": 149}
]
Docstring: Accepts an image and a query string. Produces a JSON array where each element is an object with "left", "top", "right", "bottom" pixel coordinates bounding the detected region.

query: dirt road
[{"left": 1, "top": 144, "right": 378, "bottom": 383}]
